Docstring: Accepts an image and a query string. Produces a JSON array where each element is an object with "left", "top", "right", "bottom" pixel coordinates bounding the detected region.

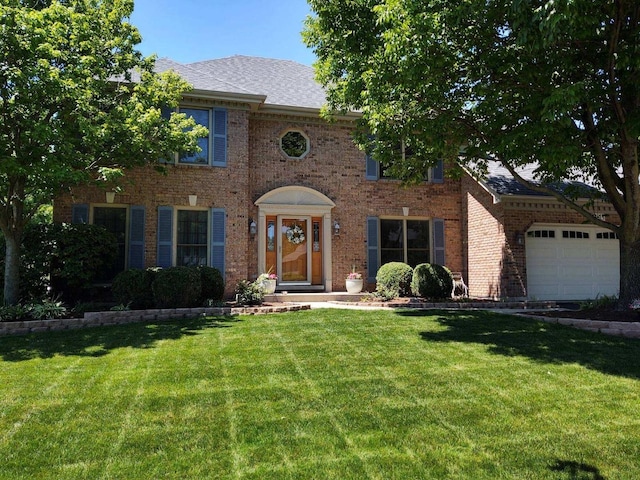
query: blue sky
[{"left": 130, "top": 0, "right": 316, "bottom": 65}]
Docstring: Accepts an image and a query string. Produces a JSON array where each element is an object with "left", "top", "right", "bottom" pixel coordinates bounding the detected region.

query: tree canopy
[
  {"left": 304, "top": 0, "right": 640, "bottom": 306},
  {"left": 0, "top": 0, "right": 206, "bottom": 304}
]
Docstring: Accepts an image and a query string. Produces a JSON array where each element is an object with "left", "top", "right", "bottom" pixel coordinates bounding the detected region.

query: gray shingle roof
[
  {"left": 480, "top": 161, "right": 602, "bottom": 198},
  {"left": 155, "top": 55, "right": 326, "bottom": 109}
]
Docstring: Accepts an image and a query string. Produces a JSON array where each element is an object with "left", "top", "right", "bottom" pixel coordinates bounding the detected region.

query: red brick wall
[
  {"left": 462, "top": 174, "right": 507, "bottom": 298},
  {"left": 55, "top": 108, "right": 253, "bottom": 294},
  {"left": 248, "top": 115, "right": 464, "bottom": 290},
  {"left": 54, "top": 105, "right": 464, "bottom": 296},
  {"left": 462, "top": 170, "right": 621, "bottom": 299}
]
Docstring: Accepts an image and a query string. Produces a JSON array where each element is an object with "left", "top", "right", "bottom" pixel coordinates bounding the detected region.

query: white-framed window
[
  {"left": 365, "top": 154, "right": 444, "bottom": 183},
  {"left": 177, "top": 107, "right": 227, "bottom": 167},
  {"left": 379, "top": 218, "right": 431, "bottom": 266},
  {"left": 562, "top": 230, "right": 589, "bottom": 239},
  {"left": 596, "top": 232, "right": 618, "bottom": 239},
  {"left": 156, "top": 206, "right": 226, "bottom": 277},
  {"left": 280, "top": 130, "right": 310, "bottom": 159},
  {"left": 527, "top": 230, "right": 556, "bottom": 238},
  {"left": 176, "top": 210, "right": 208, "bottom": 266},
  {"left": 367, "top": 216, "right": 445, "bottom": 281}
]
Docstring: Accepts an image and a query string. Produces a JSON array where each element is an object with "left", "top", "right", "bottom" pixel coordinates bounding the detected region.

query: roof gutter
[{"left": 186, "top": 89, "right": 267, "bottom": 110}]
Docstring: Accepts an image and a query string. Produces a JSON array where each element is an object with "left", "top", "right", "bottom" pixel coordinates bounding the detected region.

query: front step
[
  {"left": 264, "top": 292, "right": 368, "bottom": 303},
  {"left": 274, "top": 284, "right": 325, "bottom": 293}
]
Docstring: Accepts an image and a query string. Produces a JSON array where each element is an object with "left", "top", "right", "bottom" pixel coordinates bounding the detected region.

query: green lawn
[{"left": 1, "top": 309, "right": 639, "bottom": 479}]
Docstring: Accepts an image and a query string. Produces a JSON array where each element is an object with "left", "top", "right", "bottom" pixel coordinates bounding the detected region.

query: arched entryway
[{"left": 255, "top": 186, "right": 335, "bottom": 292}]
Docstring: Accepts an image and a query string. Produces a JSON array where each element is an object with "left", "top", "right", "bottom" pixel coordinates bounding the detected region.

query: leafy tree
[
  {"left": 304, "top": 0, "right": 640, "bottom": 307},
  {"left": 0, "top": 0, "right": 207, "bottom": 304}
]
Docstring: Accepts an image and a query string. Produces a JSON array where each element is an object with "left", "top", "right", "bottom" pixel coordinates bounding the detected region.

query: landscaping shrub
[
  {"left": 0, "top": 304, "right": 30, "bottom": 322},
  {"left": 0, "top": 222, "right": 117, "bottom": 303},
  {"left": 28, "top": 298, "right": 67, "bottom": 320},
  {"left": 198, "top": 266, "right": 225, "bottom": 302},
  {"left": 411, "top": 263, "right": 454, "bottom": 299},
  {"left": 152, "top": 267, "right": 202, "bottom": 308},
  {"left": 112, "top": 268, "right": 157, "bottom": 309},
  {"left": 375, "top": 262, "right": 414, "bottom": 298},
  {"left": 48, "top": 224, "right": 118, "bottom": 304},
  {"left": 235, "top": 279, "right": 264, "bottom": 306},
  {"left": 0, "top": 299, "right": 67, "bottom": 322}
]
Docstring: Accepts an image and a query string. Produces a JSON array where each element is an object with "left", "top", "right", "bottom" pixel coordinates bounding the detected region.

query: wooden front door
[{"left": 265, "top": 215, "right": 323, "bottom": 286}]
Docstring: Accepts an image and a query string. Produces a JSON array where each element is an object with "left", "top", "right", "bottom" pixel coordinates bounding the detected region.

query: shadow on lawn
[
  {"left": 408, "top": 310, "right": 640, "bottom": 380},
  {"left": 0, "top": 316, "right": 240, "bottom": 362},
  {"left": 550, "top": 460, "right": 606, "bottom": 480}
]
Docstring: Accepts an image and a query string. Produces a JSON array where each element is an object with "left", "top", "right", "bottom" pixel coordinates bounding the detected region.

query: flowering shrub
[
  {"left": 256, "top": 269, "right": 278, "bottom": 283},
  {"left": 629, "top": 299, "right": 640, "bottom": 311}
]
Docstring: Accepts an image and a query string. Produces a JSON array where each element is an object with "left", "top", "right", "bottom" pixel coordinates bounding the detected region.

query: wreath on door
[{"left": 286, "top": 224, "right": 306, "bottom": 244}]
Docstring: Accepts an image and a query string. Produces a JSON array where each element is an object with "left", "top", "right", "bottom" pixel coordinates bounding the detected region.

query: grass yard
[{"left": 1, "top": 308, "right": 639, "bottom": 479}]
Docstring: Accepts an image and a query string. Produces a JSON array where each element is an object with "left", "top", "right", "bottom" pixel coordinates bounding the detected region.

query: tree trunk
[
  {"left": 3, "top": 232, "right": 21, "bottom": 305},
  {"left": 618, "top": 237, "right": 640, "bottom": 310}
]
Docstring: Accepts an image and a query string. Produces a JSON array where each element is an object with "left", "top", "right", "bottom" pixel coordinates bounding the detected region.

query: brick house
[{"left": 53, "top": 56, "right": 620, "bottom": 301}]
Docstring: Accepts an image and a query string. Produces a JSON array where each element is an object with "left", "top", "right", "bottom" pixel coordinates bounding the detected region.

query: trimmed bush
[
  {"left": 152, "top": 267, "right": 202, "bottom": 309},
  {"left": 411, "top": 263, "right": 454, "bottom": 299},
  {"left": 198, "top": 266, "right": 225, "bottom": 302},
  {"left": 375, "top": 262, "right": 414, "bottom": 298},
  {"left": 48, "top": 223, "right": 118, "bottom": 303},
  {"left": 112, "top": 269, "right": 157, "bottom": 309},
  {"left": 0, "top": 222, "right": 117, "bottom": 303},
  {"left": 235, "top": 279, "right": 264, "bottom": 306}
]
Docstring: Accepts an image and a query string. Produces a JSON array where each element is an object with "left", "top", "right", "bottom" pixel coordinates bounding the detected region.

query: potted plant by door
[
  {"left": 258, "top": 271, "right": 278, "bottom": 294},
  {"left": 346, "top": 270, "right": 363, "bottom": 294}
]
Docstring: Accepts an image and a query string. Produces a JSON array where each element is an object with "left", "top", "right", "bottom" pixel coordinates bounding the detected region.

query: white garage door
[{"left": 525, "top": 224, "right": 619, "bottom": 301}]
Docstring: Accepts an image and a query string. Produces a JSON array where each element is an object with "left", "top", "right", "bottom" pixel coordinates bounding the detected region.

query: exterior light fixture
[
  {"left": 333, "top": 221, "right": 340, "bottom": 236},
  {"left": 249, "top": 219, "right": 257, "bottom": 237}
]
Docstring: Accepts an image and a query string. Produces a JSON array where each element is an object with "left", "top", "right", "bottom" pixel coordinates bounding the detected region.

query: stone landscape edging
[
  {"left": 514, "top": 313, "right": 640, "bottom": 339},
  {"left": 0, "top": 303, "right": 311, "bottom": 336},
  {"left": 2, "top": 301, "right": 639, "bottom": 340}
]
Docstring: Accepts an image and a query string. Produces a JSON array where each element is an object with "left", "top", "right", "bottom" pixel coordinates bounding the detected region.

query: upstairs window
[
  {"left": 366, "top": 154, "right": 444, "bottom": 183},
  {"left": 178, "top": 107, "right": 227, "bottom": 167},
  {"left": 280, "top": 130, "right": 310, "bottom": 159}
]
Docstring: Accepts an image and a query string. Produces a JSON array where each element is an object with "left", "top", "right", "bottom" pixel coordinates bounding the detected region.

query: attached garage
[{"left": 525, "top": 223, "right": 620, "bottom": 301}]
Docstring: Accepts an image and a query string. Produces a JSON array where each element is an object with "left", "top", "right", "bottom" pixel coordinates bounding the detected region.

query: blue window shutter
[
  {"left": 157, "top": 206, "right": 173, "bottom": 268},
  {"left": 72, "top": 204, "right": 89, "bottom": 224},
  {"left": 212, "top": 108, "right": 227, "bottom": 167},
  {"left": 432, "top": 218, "right": 446, "bottom": 266},
  {"left": 367, "top": 216, "right": 379, "bottom": 282},
  {"left": 210, "top": 208, "right": 226, "bottom": 278},
  {"left": 432, "top": 159, "right": 444, "bottom": 183},
  {"left": 128, "top": 206, "right": 145, "bottom": 269},
  {"left": 365, "top": 154, "right": 379, "bottom": 180}
]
